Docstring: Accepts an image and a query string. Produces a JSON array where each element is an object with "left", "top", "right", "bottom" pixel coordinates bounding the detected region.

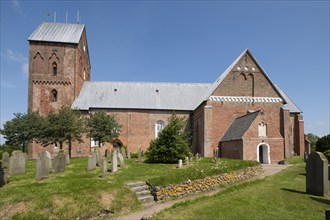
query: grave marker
[
  {"left": 111, "top": 153, "right": 118, "bottom": 173},
  {"left": 8, "top": 150, "right": 26, "bottom": 176},
  {"left": 306, "top": 152, "right": 328, "bottom": 196},
  {"left": 178, "top": 159, "right": 182, "bottom": 168},
  {"left": 87, "top": 153, "right": 97, "bottom": 171},
  {"left": 102, "top": 157, "right": 108, "bottom": 178},
  {"left": 54, "top": 150, "right": 66, "bottom": 174},
  {"left": 36, "top": 151, "right": 50, "bottom": 181}
]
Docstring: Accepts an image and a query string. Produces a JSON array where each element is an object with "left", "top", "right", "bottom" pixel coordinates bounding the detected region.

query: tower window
[
  {"left": 51, "top": 89, "right": 58, "bottom": 102},
  {"left": 52, "top": 62, "right": 58, "bottom": 76}
]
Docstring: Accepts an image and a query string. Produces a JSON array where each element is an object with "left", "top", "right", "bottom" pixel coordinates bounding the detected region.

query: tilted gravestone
[
  {"left": 111, "top": 153, "right": 118, "bottom": 173},
  {"left": 127, "top": 148, "right": 131, "bottom": 159},
  {"left": 306, "top": 152, "right": 329, "bottom": 196},
  {"left": 8, "top": 150, "right": 26, "bottom": 176},
  {"left": 117, "top": 152, "right": 125, "bottom": 169},
  {"left": 1, "top": 152, "right": 10, "bottom": 168},
  {"left": 36, "top": 151, "right": 51, "bottom": 181},
  {"left": 102, "top": 157, "right": 108, "bottom": 178},
  {"left": 54, "top": 150, "right": 66, "bottom": 174},
  {"left": 138, "top": 148, "right": 142, "bottom": 163},
  {"left": 0, "top": 162, "right": 7, "bottom": 187},
  {"left": 120, "top": 147, "right": 127, "bottom": 158},
  {"left": 87, "top": 153, "right": 97, "bottom": 171}
]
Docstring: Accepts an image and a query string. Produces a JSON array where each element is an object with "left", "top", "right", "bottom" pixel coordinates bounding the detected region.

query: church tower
[{"left": 27, "top": 22, "right": 91, "bottom": 116}]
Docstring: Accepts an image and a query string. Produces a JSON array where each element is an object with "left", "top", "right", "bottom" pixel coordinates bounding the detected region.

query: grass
[
  {"left": 153, "top": 161, "right": 330, "bottom": 220},
  {"left": 0, "top": 157, "right": 256, "bottom": 219}
]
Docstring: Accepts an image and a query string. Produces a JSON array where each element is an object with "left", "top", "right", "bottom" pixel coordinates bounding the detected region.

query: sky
[{"left": 0, "top": 0, "right": 329, "bottom": 144}]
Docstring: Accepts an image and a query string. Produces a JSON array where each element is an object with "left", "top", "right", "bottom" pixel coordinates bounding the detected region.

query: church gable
[{"left": 209, "top": 50, "right": 283, "bottom": 100}]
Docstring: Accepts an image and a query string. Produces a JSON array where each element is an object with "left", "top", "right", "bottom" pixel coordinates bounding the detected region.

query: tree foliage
[
  {"left": 146, "top": 114, "right": 192, "bottom": 163},
  {"left": 86, "top": 111, "right": 121, "bottom": 147},
  {"left": 306, "top": 133, "right": 319, "bottom": 152},
  {"left": 37, "top": 107, "right": 85, "bottom": 158},
  {"left": 0, "top": 112, "right": 44, "bottom": 152},
  {"left": 315, "top": 134, "right": 330, "bottom": 153}
]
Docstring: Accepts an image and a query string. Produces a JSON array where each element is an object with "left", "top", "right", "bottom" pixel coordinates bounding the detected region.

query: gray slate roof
[
  {"left": 28, "top": 22, "right": 84, "bottom": 44},
  {"left": 220, "top": 111, "right": 260, "bottom": 142},
  {"left": 275, "top": 85, "right": 302, "bottom": 113},
  {"left": 72, "top": 81, "right": 211, "bottom": 111}
]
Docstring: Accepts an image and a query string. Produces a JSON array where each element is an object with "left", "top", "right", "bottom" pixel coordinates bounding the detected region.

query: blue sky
[{"left": 0, "top": 0, "right": 329, "bottom": 144}]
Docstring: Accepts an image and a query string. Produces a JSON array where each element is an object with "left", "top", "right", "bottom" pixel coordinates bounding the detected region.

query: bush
[
  {"left": 323, "top": 149, "right": 330, "bottom": 162},
  {"left": 146, "top": 114, "right": 192, "bottom": 163},
  {"left": 0, "top": 144, "right": 21, "bottom": 157},
  {"left": 315, "top": 134, "right": 330, "bottom": 153}
]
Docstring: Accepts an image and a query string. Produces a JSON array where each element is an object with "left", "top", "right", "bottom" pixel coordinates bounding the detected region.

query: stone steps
[{"left": 126, "top": 181, "right": 155, "bottom": 205}]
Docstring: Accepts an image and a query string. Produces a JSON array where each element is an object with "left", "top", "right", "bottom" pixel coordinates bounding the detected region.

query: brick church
[{"left": 27, "top": 22, "right": 308, "bottom": 163}]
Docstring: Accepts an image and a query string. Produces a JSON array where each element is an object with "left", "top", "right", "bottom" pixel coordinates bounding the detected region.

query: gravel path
[{"left": 111, "top": 164, "right": 291, "bottom": 220}]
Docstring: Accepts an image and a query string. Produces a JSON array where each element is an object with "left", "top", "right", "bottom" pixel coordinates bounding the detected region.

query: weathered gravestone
[
  {"left": 111, "top": 153, "right": 118, "bottom": 173},
  {"left": 36, "top": 151, "right": 51, "bottom": 181},
  {"left": 117, "top": 152, "right": 125, "bottom": 169},
  {"left": 45, "top": 151, "right": 52, "bottom": 169},
  {"left": 65, "top": 153, "right": 70, "bottom": 165},
  {"left": 8, "top": 150, "right": 26, "bottom": 176},
  {"left": 1, "top": 152, "right": 10, "bottom": 168},
  {"left": 96, "top": 148, "right": 102, "bottom": 167},
  {"left": 105, "top": 149, "right": 111, "bottom": 159},
  {"left": 185, "top": 157, "right": 189, "bottom": 165},
  {"left": 54, "top": 150, "right": 66, "bottom": 174},
  {"left": 127, "top": 148, "right": 131, "bottom": 159},
  {"left": 138, "top": 148, "right": 142, "bottom": 163},
  {"left": 87, "top": 152, "right": 97, "bottom": 171},
  {"left": 0, "top": 162, "right": 7, "bottom": 187},
  {"left": 306, "top": 152, "right": 329, "bottom": 196},
  {"left": 102, "top": 157, "right": 108, "bottom": 178},
  {"left": 120, "top": 147, "right": 127, "bottom": 158},
  {"left": 178, "top": 159, "right": 183, "bottom": 168}
]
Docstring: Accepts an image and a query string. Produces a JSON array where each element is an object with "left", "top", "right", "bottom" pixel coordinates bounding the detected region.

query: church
[{"left": 27, "top": 22, "right": 308, "bottom": 163}]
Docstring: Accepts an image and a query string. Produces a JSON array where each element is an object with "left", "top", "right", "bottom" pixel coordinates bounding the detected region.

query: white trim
[
  {"left": 257, "top": 143, "right": 271, "bottom": 164},
  {"left": 209, "top": 96, "right": 282, "bottom": 103}
]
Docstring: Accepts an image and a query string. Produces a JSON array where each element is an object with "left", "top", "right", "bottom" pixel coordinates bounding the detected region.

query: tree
[
  {"left": 306, "top": 133, "right": 319, "bottom": 152},
  {"left": 38, "top": 107, "right": 85, "bottom": 158},
  {"left": 86, "top": 111, "right": 121, "bottom": 148},
  {"left": 0, "top": 112, "right": 44, "bottom": 153},
  {"left": 146, "top": 113, "right": 192, "bottom": 163},
  {"left": 315, "top": 134, "right": 330, "bottom": 153}
]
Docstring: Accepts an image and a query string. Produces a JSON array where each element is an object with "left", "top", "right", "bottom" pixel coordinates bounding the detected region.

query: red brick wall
[{"left": 220, "top": 140, "right": 243, "bottom": 160}]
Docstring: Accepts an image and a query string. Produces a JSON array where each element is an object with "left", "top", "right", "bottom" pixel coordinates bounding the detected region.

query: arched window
[
  {"left": 51, "top": 89, "right": 58, "bottom": 102},
  {"left": 52, "top": 62, "right": 58, "bottom": 76},
  {"left": 155, "top": 120, "right": 165, "bottom": 138},
  {"left": 258, "top": 122, "right": 267, "bottom": 137}
]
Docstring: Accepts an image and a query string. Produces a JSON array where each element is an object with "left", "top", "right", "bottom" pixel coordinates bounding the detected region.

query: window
[
  {"left": 258, "top": 122, "right": 267, "bottom": 137},
  {"left": 52, "top": 62, "right": 58, "bottom": 76},
  {"left": 155, "top": 120, "right": 165, "bottom": 138},
  {"left": 51, "top": 89, "right": 58, "bottom": 102}
]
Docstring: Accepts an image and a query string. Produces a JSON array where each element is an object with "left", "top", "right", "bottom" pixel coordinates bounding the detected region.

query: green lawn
[
  {"left": 0, "top": 157, "right": 256, "bottom": 219},
  {"left": 153, "top": 162, "right": 330, "bottom": 220}
]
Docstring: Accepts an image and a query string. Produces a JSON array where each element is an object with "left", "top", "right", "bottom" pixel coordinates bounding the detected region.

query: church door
[{"left": 259, "top": 146, "right": 263, "bottom": 163}]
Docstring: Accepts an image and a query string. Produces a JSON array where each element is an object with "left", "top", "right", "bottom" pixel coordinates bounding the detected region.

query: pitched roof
[
  {"left": 220, "top": 111, "right": 260, "bottom": 142},
  {"left": 72, "top": 81, "right": 211, "bottom": 111},
  {"left": 28, "top": 22, "right": 85, "bottom": 44},
  {"left": 275, "top": 85, "right": 302, "bottom": 113}
]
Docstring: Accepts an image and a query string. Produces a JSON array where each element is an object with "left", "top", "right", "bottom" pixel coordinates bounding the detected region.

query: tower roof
[{"left": 28, "top": 22, "right": 85, "bottom": 44}]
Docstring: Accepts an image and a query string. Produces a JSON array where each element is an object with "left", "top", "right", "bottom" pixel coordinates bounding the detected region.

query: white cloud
[
  {"left": 2, "top": 49, "right": 29, "bottom": 78},
  {"left": 11, "top": 0, "right": 26, "bottom": 17}
]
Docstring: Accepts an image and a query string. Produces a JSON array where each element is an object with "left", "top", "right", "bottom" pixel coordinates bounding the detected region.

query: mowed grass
[
  {"left": 0, "top": 157, "right": 256, "bottom": 219},
  {"left": 153, "top": 161, "right": 330, "bottom": 220}
]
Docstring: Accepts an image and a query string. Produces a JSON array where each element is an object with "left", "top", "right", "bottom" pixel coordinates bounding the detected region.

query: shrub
[
  {"left": 315, "top": 134, "right": 330, "bottom": 153},
  {"left": 146, "top": 114, "right": 191, "bottom": 163}
]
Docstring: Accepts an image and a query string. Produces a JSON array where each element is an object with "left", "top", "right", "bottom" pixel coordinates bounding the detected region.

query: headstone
[
  {"left": 65, "top": 153, "right": 70, "bottom": 165},
  {"left": 1, "top": 152, "right": 10, "bottom": 168},
  {"left": 96, "top": 148, "right": 102, "bottom": 166},
  {"left": 138, "top": 148, "right": 142, "bottom": 163},
  {"left": 195, "top": 153, "right": 200, "bottom": 160},
  {"left": 8, "top": 150, "right": 26, "bottom": 176},
  {"left": 178, "top": 159, "right": 182, "bottom": 168},
  {"left": 117, "top": 152, "right": 125, "bottom": 168},
  {"left": 105, "top": 149, "right": 111, "bottom": 159},
  {"left": 45, "top": 151, "right": 52, "bottom": 169},
  {"left": 102, "top": 157, "right": 108, "bottom": 178},
  {"left": 54, "top": 150, "right": 66, "bottom": 174},
  {"left": 306, "top": 152, "right": 329, "bottom": 196},
  {"left": 0, "top": 162, "right": 7, "bottom": 187},
  {"left": 185, "top": 157, "right": 189, "bottom": 165},
  {"left": 120, "top": 147, "right": 127, "bottom": 158},
  {"left": 127, "top": 148, "right": 131, "bottom": 159},
  {"left": 36, "top": 151, "right": 50, "bottom": 181},
  {"left": 111, "top": 153, "right": 118, "bottom": 173},
  {"left": 87, "top": 153, "right": 97, "bottom": 171}
]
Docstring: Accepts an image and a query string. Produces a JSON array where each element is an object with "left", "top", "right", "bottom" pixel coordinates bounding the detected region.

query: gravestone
[
  {"left": 185, "top": 157, "right": 189, "bottom": 165},
  {"left": 138, "top": 148, "right": 142, "bottom": 163},
  {"left": 120, "top": 147, "right": 127, "bottom": 158},
  {"left": 87, "top": 153, "right": 97, "bottom": 171},
  {"left": 1, "top": 152, "right": 10, "bottom": 168},
  {"left": 36, "top": 151, "right": 51, "bottom": 181},
  {"left": 102, "top": 157, "right": 108, "bottom": 178},
  {"left": 96, "top": 148, "right": 102, "bottom": 167},
  {"left": 54, "top": 150, "right": 66, "bottom": 174},
  {"left": 45, "top": 151, "right": 52, "bottom": 169},
  {"left": 117, "top": 152, "right": 125, "bottom": 168},
  {"left": 105, "top": 149, "right": 111, "bottom": 159},
  {"left": 0, "top": 162, "right": 7, "bottom": 187},
  {"left": 195, "top": 153, "right": 200, "bottom": 160},
  {"left": 65, "top": 153, "right": 70, "bottom": 165},
  {"left": 127, "top": 148, "right": 131, "bottom": 159},
  {"left": 8, "top": 150, "right": 26, "bottom": 176},
  {"left": 306, "top": 152, "right": 328, "bottom": 196},
  {"left": 178, "top": 159, "right": 182, "bottom": 168},
  {"left": 111, "top": 153, "right": 118, "bottom": 173}
]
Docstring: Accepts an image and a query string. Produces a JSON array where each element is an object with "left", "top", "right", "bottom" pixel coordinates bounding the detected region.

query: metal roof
[
  {"left": 28, "top": 22, "right": 84, "bottom": 44},
  {"left": 220, "top": 111, "right": 260, "bottom": 142},
  {"left": 72, "top": 81, "right": 211, "bottom": 111},
  {"left": 275, "top": 85, "right": 302, "bottom": 113}
]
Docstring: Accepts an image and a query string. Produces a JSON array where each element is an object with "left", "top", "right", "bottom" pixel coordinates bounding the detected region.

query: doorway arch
[
  {"left": 112, "top": 139, "right": 123, "bottom": 149},
  {"left": 257, "top": 143, "right": 271, "bottom": 164}
]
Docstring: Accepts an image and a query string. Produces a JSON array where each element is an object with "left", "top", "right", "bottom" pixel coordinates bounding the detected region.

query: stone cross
[
  {"left": 54, "top": 150, "right": 66, "bottom": 174},
  {"left": 117, "top": 152, "right": 125, "bottom": 169},
  {"left": 102, "top": 157, "right": 108, "bottom": 178},
  {"left": 87, "top": 153, "right": 97, "bottom": 171},
  {"left": 138, "top": 148, "right": 142, "bottom": 163},
  {"left": 306, "top": 152, "right": 329, "bottom": 197},
  {"left": 111, "top": 153, "right": 118, "bottom": 173},
  {"left": 36, "top": 151, "right": 51, "bottom": 181},
  {"left": 1, "top": 152, "right": 10, "bottom": 168},
  {"left": 8, "top": 150, "right": 26, "bottom": 176},
  {"left": 178, "top": 159, "right": 183, "bottom": 168}
]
